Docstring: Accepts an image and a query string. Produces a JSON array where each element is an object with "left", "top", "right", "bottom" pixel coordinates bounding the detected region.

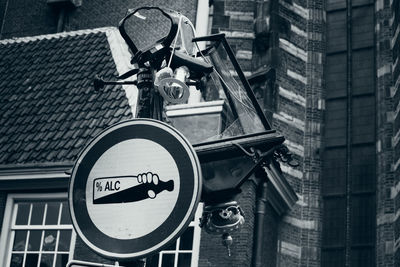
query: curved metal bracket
[{"left": 118, "top": 6, "right": 179, "bottom": 64}]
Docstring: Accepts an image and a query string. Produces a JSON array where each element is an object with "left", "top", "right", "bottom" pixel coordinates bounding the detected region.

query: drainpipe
[{"left": 252, "top": 181, "right": 268, "bottom": 267}]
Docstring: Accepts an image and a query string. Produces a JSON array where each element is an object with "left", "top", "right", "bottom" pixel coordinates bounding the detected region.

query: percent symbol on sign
[{"left": 96, "top": 181, "right": 103, "bottom": 192}]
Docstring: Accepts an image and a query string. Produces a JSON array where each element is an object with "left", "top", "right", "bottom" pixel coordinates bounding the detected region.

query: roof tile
[{"left": 0, "top": 30, "right": 133, "bottom": 165}]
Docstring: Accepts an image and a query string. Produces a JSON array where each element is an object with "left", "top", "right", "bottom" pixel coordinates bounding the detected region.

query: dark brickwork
[
  {"left": 0, "top": 0, "right": 57, "bottom": 39},
  {"left": 273, "top": 1, "right": 324, "bottom": 266},
  {"left": 390, "top": 0, "right": 400, "bottom": 266},
  {"left": 376, "top": 0, "right": 396, "bottom": 266},
  {"left": 211, "top": 0, "right": 255, "bottom": 73},
  {"left": 65, "top": 0, "right": 197, "bottom": 34},
  {"left": 0, "top": 0, "right": 197, "bottom": 39},
  {"left": 211, "top": 0, "right": 324, "bottom": 266},
  {"left": 198, "top": 180, "right": 257, "bottom": 267}
]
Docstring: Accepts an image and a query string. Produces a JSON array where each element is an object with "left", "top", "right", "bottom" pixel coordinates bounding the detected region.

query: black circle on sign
[{"left": 68, "top": 119, "right": 201, "bottom": 259}]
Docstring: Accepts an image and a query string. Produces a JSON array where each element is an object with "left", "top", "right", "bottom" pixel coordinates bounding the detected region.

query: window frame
[
  {"left": 0, "top": 192, "right": 76, "bottom": 267},
  {"left": 152, "top": 203, "right": 202, "bottom": 267}
]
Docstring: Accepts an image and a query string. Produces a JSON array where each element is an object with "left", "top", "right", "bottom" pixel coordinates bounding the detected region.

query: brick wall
[
  {"left": 210, "top": 1, "right": 324, "bottom": 266},
  {"left": 211, "top": 0, "right": 255, "bottom": 75},
  {"left": 390, "top": 0, "right": 400, "bottom": 265},
  {"left": 198, "top": 180, "right": 257, "bottom": 267},
  {"left": 0, "top": 0, "right": 197, "bottom": 39},
  {"left": 274, "top": 1, "right": 324, "bottom": 266},
  {"left": 0, "top": 0, "right": 57, "bottom": 39},
  {"left": 376, "top": 0, "right": 396, "bottom": 266}
]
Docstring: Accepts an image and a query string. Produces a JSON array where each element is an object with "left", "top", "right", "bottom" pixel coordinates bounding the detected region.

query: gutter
[{"left": 0, "top": 162, "right": 73, "bottom": 179}]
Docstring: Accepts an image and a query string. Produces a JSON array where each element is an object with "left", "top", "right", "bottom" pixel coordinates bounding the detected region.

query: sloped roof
[{"left": 0, "top": 29, "right": 134, "bottom": 167}]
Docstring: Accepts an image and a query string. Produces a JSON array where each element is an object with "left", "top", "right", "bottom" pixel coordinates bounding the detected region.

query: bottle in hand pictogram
[{"left": 93, "top": 172, "right": 174, "bottom": 204}]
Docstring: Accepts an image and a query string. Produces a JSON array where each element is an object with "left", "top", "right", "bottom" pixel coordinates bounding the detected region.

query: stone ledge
[
  {"left": 279, "top": 38, "right": 308, "bottom": 62},
  {"left": 391, "top": 181, "right": 400, "bottom": 199},
  {"left": 273, "top": 111, "right": 305, "bottom": 131},
  {"left": 236, "top": 50, "right": 252, "bottom": 60},
  {"left": 280, "top": 1, "right": 309, "bottom": 20},
  {"left": 291, "top": 24, "right": 307, "bottom": 38},
  {"left": 284, "top": 139, "right": 304, "bottom": 157},
  {"left": 391, "top": 24, "right": 400, "bottom": 49},
  {"left": 377, "top": 64, "right": 392, "bottom": 77},
  {"left": 225, "top": 11, "right": 254, "bottom": 21},
  {"left": 279, "top": 86, "right": 306, "bottom": 107},
  {"left": 280, "top": 164, "right": 303, "bottom": 179},
  {"left": 280, "top": 241, "right": 302, "bottom": 259},
  {"left": 287, "top": 69, "right": 307, "bottom": 84},
  {"left": 282, "top": 216, "right": 317, "bottom": 230},
  {"left": 219, "top": 30, "right": 255, "bottom": 39}
]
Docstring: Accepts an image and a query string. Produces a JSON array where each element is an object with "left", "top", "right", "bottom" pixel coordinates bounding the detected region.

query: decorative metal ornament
[
  {"left": 221, "top": 233, "right": 233, "bottom": 257},
  {"left": 200, "top": 201, "right": 245, "bottom": 234},
  {"left": 200, "top": 201, "right": 244, "bottom": 257}
]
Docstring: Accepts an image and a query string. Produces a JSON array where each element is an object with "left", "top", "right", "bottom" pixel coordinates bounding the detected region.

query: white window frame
[
  {"left": 155, "top": 203, "right": 203, "bottom": 267},
  {"left": 0, "top": 192, "right": 76, "bottom": 267}
]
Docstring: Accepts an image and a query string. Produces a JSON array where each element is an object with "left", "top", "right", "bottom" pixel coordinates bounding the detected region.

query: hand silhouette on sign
[
  {"left": 93, "top": 172, "right": 174, "bottom": 204},
  {"left": 137, "top": 172, "right": 160, "bottom": 199}
]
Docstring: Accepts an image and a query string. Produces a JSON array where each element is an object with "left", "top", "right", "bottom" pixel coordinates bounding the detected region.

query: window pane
[
  {"left": 327, "top": 0, "right": 345, "bottom": 10},
  {"left": 7, "top": 197, "right": 75, "bottom": 267},
  {"left": 55, "top": 254, "right": 69, "bottom": 267},
  {"left": 322, "top": 197, "right": 346, "bottom": 246},
  {"left": 58, "top": 230, "right": 72, "bottom": 252},
  {"left": 179, "top": 227, "right": 193, "bottom": 250},
  {"left": 323, "top": 148, "right": 347, "bottom": 195},
  {"left": 28, "top": 230, "right": 42, "bottom": 251},
  {"left": 322, "top": 249, "right": 345, "bottom": 267},
  {"left": 16, "top": 203, "right": 30, "bottom": 225},
  {"left": 45, "top": 203, "right": 60, "bottom": 225},
  {"left": 164, "top": 240, "right": 177, "bottom": 251},
  {"left": 324, "top": 100, "right": 347, "bottom": 147},
  {"left": 351, "top": 6, "right": 374, "bottom": 49},
  {"left": 25, "top": 253, "right": 39, "bottom": 267},
  {"left": 161, "top": 254, "right": 175, "bottom": 267},
  {"left": 60, "top": 202, "right": 71, "bottom": 225},
  {"left": 146, "top": 254, "right": 159, "bottom": 267},
  {"left": 13, "top": 230, "right": 27, "bottom": 251},
  {"left": 30, "top": 203, "right": 45, "bottom": 225},
  {"left": 326, "top": 53, "right": 347, "bottom": 99},
  {"left": 351, "top": 247, "right": 375, "bottom": 267},
  {"left": 351, "top": 96, "right": 375, "bottom": 144},
  {"left": 42, "top": 230, "right": 57, "bottom": 251},
  {"left": 327, "top": 10, "right": 347, "bottom": 52},
  {"left": 352, "top": 49, "right": 374, "bottom": 96},
  {"left": 351, "top": 195, "right": 375, "bottom": 245},
  {"left": 351, "top": 145, "right": 375, "bottom": 192},
  {"left": 10, "top": 253, "right": 23, "bottom": 267},
  {"left": 40, "top": 254, "right": 54, "bottom": 267},
  {"left": 177, "top": 253, "right": 191, "bottom": 267}
]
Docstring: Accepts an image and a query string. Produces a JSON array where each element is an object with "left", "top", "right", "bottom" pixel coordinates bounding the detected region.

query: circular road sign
[{"left": 69, "top": 119, "right": 201, "bottom": 259}]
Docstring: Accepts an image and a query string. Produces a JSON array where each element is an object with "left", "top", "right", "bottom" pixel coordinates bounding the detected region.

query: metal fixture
[{"left": 93, "top": 6, "right": 298, "bottom": 259}]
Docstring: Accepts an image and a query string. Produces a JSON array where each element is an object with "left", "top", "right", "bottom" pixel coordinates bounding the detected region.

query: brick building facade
[{"left": 0, "top": 0, "right": 399, "bottom": 267}]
